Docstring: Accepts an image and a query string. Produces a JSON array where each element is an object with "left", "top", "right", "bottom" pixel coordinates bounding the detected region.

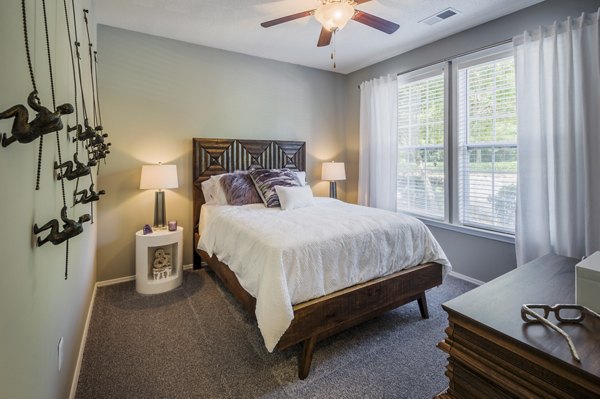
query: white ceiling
[{"left": 95, "top": 0, "right": 544, "bottom": 74}]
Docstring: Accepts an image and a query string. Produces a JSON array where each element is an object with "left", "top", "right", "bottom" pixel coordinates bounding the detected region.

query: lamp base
[
  {"left": 329, "top": 181, "right": 337, "bottom": 199},
  {"left": 154, "top": 191, "right": 166, "bottom": 228}
]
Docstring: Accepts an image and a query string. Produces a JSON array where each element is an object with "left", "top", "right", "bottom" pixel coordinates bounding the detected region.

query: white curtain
[
  {"left": 358, "top": 75, "right": 398, "bottom": 211},
  {"left": 514, "top": 10, "right": 600, "bottom": 265}
]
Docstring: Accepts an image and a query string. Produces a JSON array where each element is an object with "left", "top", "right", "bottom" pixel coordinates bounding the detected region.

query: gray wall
[
  {"left": 0, "top": 1, "right": 97, "bottom": 398},
  {"left": 345, "top": 0, "right": 600, "bottom": 282},
  {"left": 96, "top": 26, "right": 348, "bottom": 281}
]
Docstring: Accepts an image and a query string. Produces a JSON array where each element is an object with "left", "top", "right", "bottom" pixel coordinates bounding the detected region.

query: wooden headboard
[{"left": 192, "top": 138, "right": 306, "bottom": 266}]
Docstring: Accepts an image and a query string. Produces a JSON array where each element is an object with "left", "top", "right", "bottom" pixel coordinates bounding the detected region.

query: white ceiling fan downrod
[{"left": 331, "top": 28, "right": 337, "bottom": 69}]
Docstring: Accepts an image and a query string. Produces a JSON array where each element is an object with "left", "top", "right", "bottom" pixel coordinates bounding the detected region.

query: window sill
[{"left": 418, "top": 218, "right": 515, "bottom": 245}]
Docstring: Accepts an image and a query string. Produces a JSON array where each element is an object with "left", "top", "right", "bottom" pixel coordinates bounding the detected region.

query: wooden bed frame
[{"left": 192, "top": 138, "right": 443, "bottom": 379}]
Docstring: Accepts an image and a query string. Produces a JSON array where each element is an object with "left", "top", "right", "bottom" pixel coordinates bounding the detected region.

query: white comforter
[{"left": 198, "top": 198, "right": 451, "bottom": 352}]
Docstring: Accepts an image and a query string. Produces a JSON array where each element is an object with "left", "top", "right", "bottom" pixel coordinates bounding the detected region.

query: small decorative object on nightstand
[
  {"left": 135, "top": 226, "right": 183, "bottom": 294},
  {"left": 142, "top": 224, "right": 153, "bottom": 235},
  {"left": 321, "top": 161, "right": 346, "bottom": 199},
  {"left": 152, "top": 248, "right": 172, "bottom": 280}
]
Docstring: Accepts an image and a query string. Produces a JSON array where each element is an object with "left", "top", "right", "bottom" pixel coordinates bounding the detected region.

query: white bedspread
[{"left": 198, "top": 198, "right": 451, "bottom": 352}]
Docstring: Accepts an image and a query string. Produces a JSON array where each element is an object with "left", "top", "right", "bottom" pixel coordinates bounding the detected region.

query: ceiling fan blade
[
  {"left": 354, "top": 0, "right": 372, "bottom": 4},
  {"left": 352, "top": 11, "right": 399, "bottom": 34},
  {"left": 261, "top": 10, "right": 314, "bottom": 28},
  {"left": 317, "top": 28, "right": 332, "bottom": 47}
]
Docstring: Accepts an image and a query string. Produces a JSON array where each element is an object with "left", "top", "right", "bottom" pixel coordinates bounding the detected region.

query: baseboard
[
  {"left": 96, "top": 265, "right": 194, "bottom": 287},
  {"left": 449, "top": 271, "right": 484, "bottom": 286},
  {"left": 69, "top": 283, "right": 98, "bottom": 399},
  {"left": 96, "top": 275, "right": 135, "bottom": 287}
]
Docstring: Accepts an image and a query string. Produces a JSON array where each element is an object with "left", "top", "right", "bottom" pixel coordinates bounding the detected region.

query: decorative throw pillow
[
  {"left": 275, "top": 185, "right": 315, "bottom": 210},
  {"left": 249, "top": 168, "right": 301, "bottom": 207},
  {"left": 219, "top": 172, "right": 263, "bottom": 206}
]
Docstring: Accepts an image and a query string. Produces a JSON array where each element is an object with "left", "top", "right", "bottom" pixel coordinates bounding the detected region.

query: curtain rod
[{"left": 357, "top": 38, "right": 513, "bottom": 89}]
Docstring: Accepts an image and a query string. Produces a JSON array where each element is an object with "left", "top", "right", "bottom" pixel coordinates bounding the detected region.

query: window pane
[
  {"left": 496, "top": 117, "right": 517, "bottom": 142},
  {"left": 397, "top": 148, "right": 445, "bottom": 218},
  {"left": 458, "top": 56, "right": 517, "bottom": 233},
  {"left": 463, "top": 147, "right": 516, "bottom": 231},
  {"left": 397, "top": 71, "right": 445, "bottom": 219}
]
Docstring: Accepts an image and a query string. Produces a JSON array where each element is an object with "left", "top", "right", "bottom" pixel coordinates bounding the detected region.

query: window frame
[
  {"left": 394, "top": 43, "right": 516, "bottom": 243},
  {"left": 396, "top": 62, "right": 450, "bottom": 222}
]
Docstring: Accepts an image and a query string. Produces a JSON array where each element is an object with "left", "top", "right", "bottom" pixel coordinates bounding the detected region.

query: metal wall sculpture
[
  {"left": 0, "top": 91, "right": 73, "bottom": 146},
  {"left": 55, "top": 153, "right": 91, "bottom": 180},
  {"left": 0, "top": 0, "right": 111, "bottom": 279},
  {"left": 74, "top": 183, "right": 105, "bottom": 205},
  {"left": 33, "top": 206, "right": 91, "bottom": 246}
]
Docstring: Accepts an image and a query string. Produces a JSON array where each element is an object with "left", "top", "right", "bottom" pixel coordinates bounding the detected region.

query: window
[
  {"left": 395, "top": 45, "right": 517, "bottom": 235},
  {"left": 457, "top": 55, "right": 517, "bottom": 233},
  {"left": 397, "top": 67, "right": 446, "bottom": 220}
]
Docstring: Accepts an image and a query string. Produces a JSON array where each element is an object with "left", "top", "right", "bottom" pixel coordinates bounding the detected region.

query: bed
[{"left": 192, "top": 138, "right": 450, "bottom": 379}]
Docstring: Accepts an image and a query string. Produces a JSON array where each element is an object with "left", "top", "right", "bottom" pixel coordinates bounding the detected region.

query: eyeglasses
[{"left": 521, "top": 304, "right": 600, "bottom": 362}]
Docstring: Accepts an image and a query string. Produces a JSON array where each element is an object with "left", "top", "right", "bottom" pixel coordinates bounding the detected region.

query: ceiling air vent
[{"left": 420, "top": 8, "right": 460, "bottom": 26}]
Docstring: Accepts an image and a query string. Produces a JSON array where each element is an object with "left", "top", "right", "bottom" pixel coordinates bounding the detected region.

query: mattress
[{"left": 198, "top": 197, "right": 451, "bottom": 352}]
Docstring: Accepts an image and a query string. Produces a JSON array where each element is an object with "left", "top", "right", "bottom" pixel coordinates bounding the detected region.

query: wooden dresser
[{"left": 437, "top": 254, "right": 600, "bottom": 398}]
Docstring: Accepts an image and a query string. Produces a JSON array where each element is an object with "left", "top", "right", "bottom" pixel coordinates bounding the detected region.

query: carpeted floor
[{"left": 75, "top": 269, "right": 476, "bottom": 399}]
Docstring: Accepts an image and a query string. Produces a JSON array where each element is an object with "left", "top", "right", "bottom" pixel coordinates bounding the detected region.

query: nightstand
[{"left": 135, "top": 227, "right": 183, "bottom": 294}]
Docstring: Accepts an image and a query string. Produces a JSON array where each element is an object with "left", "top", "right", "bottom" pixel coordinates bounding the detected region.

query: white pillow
[
  {"left": 201, "top": 174, "right": 228, "bottom": 205},
  {"left": 275, "top": 185, "right": 315, "bottom": 210},
  {"left": 201, "top": 179, "right": 216, "bottom": 204},
  {"left": 294, "top": 171, "right": 307, "bottom": 186}
]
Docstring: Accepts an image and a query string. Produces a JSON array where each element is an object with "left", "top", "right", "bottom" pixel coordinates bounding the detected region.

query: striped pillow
[{"left": 249, "top": 169, "right": 301, "bottom": 208}]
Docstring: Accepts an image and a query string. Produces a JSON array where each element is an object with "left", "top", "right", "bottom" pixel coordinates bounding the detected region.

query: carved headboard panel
[{"left": 192, "top": 138, "right": 306, "bottom": 266}]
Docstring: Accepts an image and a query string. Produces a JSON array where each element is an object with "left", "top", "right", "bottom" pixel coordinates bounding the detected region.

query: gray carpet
[{"left": 76, "top": 269, "right": 476, "bottom": 399}]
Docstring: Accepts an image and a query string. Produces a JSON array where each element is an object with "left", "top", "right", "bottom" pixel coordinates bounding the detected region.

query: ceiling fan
[{"left": 260, "top": 0, "right": 400, "bottom": 48}]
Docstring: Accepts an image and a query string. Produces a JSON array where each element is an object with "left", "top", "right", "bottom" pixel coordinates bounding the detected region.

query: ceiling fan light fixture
[{"left": 314, "top": 1, "right": 355, "bottom": 32}]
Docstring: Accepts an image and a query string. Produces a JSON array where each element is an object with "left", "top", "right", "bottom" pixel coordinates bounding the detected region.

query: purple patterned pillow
[
  {"left": 249, "top": 169, "right": 301, "bottom": 208},
  {"left": 219, "top": 172, "right": 263, "bottom": 206}
]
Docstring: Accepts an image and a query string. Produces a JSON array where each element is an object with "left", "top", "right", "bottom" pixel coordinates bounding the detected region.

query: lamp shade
[
  {"left": 321, "top": 162, "right": 346, "bottom": 181},
  {"left": 314, "top": 1, "right": 355, "bottom": 32},
  {"left": 139, "top": 164, "right": 179, "bottom": 190}
]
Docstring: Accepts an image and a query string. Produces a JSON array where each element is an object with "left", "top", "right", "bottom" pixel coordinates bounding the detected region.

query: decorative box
[
  {"left": 576, "top": 251, "right": 600, "bottom": 313},
  {"left": 153, "top": 266, "right": 172, "bottom": 280}
]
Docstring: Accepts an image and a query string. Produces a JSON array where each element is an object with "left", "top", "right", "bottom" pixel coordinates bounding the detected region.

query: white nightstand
[{"left": 135, "top": 226, "right": 183, "bottom": 294}]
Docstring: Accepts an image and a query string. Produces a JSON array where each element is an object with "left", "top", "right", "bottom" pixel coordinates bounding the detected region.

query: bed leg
[
  {"left": 417, "top": 292, "right": 429, "bottom": 319},
  {"left": 298, "top": 336, "right": 317, "bottom": 380},
  {"left": 193, "top": 251, "right": 203, "bottom": 269}
]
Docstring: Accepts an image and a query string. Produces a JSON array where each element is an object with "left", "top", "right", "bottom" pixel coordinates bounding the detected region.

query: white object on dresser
[
  {"left": 576, "top": 251, "right": 600, "bottom": 313},
  {"left": 135, "top": 227, "right": 183, "bottom": 294}
]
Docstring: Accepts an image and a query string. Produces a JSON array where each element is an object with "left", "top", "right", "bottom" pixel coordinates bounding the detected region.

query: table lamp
[
  {"left": 321, "top": 161, "right": 346, "bottom": 199},
  {"left": 140, "top": 163, "right": 178, "bottom": 228}
]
